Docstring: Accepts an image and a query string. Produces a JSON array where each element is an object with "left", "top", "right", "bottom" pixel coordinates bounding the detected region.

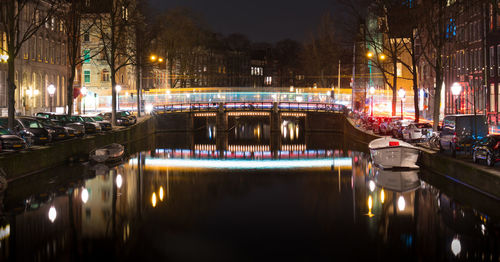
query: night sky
[{"left": 148, "top": 0, "right": 340, "bottom": 43}]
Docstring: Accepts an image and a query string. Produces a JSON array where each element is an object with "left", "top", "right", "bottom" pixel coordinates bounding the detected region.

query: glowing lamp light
[
  {"left": 151, "top": 192, "right": 157, "bottom": 207},
  {"left": 150, "top": 55, "right": 157, "bottom": 61},
  {"left": 48, "top": 206, "right": 57, "bottom": 223},
  {"left": 116, "top": 174, "right": 123, "bottom": 189},
  {"left": 379, "top": 54, "right": 386, "bottom": 60},
  {"left": 367, "top": 52, "right": 374, "bottom": 58},
  {"left": 115, "top": 85, "right": 122, "bottom": 93},
  {"left": 47, "top": 84, "right": 56, "bottom": 96},
  {"left": 159, "top": 186, "right": 164, "bottom": 201},
  {"left": 290, "top": 86, "right": 294, "bottom": 92},
  {"left": 398, "top": 196, "right": 406, "bottom": 211},
  {"left": 145, "top": 104, "right": 154, "bottom": 114},
  {"left": 369, "top": 180, "right": 376, "bottom": 192},
  {"left": 398, "top": 88, "right": 406, "bottom": 99},
  {"left": 451, "top": 82, "right": 462, "bottom": 96},
  {"left": 451, "top": 238, "right": 461, "bottom": 256},
  {"left": 369, "top": 86, "right": 375, "bottom": 95},
  {"left": 34, "top": 89, "right": 39, "bottom": 96},
  {"left": 81, "top": 188, "right": 89, "bottom": 203},
  {"left": 158, "top": 57, "right": 164, "bottom": 63},
  {"left": 81, "top": 86, "right": 88, "bottom": 96}
]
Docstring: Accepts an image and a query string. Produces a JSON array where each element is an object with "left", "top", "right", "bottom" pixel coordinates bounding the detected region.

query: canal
[{"left": 0, "top": 120, "right": 499, "bottom": 261}]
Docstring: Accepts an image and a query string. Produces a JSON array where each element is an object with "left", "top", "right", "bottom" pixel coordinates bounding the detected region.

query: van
[{"left": 440, "top": 114, "right": 488, "bottom": 156}]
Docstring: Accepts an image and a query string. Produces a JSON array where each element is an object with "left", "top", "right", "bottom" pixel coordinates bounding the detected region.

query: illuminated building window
[
  {"left": 84, "top": 49, "right": 90, "bottom": 63},
  {"left": 84, "top": 70, "right": 91, "bottom": 83},
  {"left": 101, "top": 69, "right": 109, "bottom": 82}
]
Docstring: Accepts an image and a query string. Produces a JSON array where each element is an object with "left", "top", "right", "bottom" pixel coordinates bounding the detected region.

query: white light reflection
[
  {"left": 451, "top": 238, "right": 461, "bottom": 256},
  {"left": 398, "top": 196, "right": 406, "bottom": 211},
  {"left": 128, "top": 158, "right": 351, "bottom": 170},
  {"left": 159, "top": 186, "right": 164, "bottom": 201},
  {"left": 48, "top": 206, "right": 57, "bottom": 223},
  {"left": 81, "top": 188, "right": 89, "bottom": 203},
  {"left": 369, "top": 180, "right": 376, "bottom": 192},
  {"left": 116, "top": 174, "right": 123, "bottom": 188}
]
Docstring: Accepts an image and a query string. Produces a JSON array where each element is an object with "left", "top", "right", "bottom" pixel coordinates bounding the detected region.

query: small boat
[
  {"left": 89, "top": 143, "right": 125, "bottom": 163},
  {"left": 369, "top": 137, "right": 419, "bottom": 169},
  {"left": 374, "top": 166, "right": 421, "bottom": 193}
]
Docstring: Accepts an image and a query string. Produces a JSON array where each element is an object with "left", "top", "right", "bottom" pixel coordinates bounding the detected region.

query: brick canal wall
[
  {"left": 0, "top": 116, "right": 156, "bottom": 181},
  {"left": 418, "top": 149, "right": 500, "bottom": 199}
]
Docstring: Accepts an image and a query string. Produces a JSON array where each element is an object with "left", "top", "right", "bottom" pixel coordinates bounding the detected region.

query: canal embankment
[{"left": 0, "top": 116, "right": 155, "bottom": 181}]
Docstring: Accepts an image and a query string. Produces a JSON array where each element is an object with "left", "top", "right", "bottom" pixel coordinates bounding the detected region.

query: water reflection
[{"left": 0, "top": 134, "right": 499, "bottom": 261}]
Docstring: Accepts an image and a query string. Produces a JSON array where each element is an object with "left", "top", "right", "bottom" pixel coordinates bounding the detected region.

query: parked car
[
  {"left": 472, "top": 135, "right": 500, "bottom": 166},
  {"left": 89, "top": 116, "right": 113, "bottom": 131},
  {"left": 36, "top": 112, "right": 85, "bottom": 137},
  {"left": 0, "top": 126, "right": 27, "bottom": 151},
  {"left": 118, "top": 111, "right": 137, "bottom": 124},
  {"left": 0, "top": 117, "right": 50, "bottom": 145},
  {"left": 98, "top": 112, "right": 132, "bottom": 126},
  {"left": 402, "top": 122, "right": 433, "bottom": 142},
  {"left": 68, "top": 116, "right": 100, "bottom": 133},
  {"left": 440, "top": 114, "right": 489, "bottom": 156},
  {"left": 81, "top": 116, "right": 111, "bottom": 132},
  {"left": 36, "top": 118, "right": 68, "bottom": 141},
  {"left": 391, "top": 119, "right": 412, "bottom": 139}
]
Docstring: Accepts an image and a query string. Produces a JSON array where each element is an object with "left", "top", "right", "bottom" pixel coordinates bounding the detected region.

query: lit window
[
  {"left": 397, "top": 63, "right": 403, "bottom": 77},
  {"left": 84, "top": 49, "right": 90, "bottom": 63},
  {"left": 84, "top": 70, "right": 90, "bottom": 83}
]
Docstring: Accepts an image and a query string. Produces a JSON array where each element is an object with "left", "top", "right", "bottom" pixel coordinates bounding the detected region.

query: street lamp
[
  {"left": 451, "top": 82, "right": 462, "bottom": 114},
  {"left": 398, "top": 88, "right": 406, "bottom": 120},
  {"left": 47, "top": 84, "right": 56, "bottom": 112},
  {"left": 115, "top": 85, "right": 122, "bottom": 110},
  {"left": 81, "top": 86, "right": 88, "bottom": 114},
  {"left": 369, "top": 86, "right": 375, "bottom": 117}
]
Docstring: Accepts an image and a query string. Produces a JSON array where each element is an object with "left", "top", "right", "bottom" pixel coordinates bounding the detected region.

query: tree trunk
[
  {"left": 67, "top": 72, "right": 75, "bottom": 116},
  {"left": 411, "top": 37, "right": 420, "bottom": 123},
  {"left": 433, "top": 54, "right": 443, "bottom": 131},
  {"left": 392, "top": 60, "right": 398, "bottom": 117},
  {"left": 136, "top": 65, "right": 141, "bottom": 117},
  {"left": 7, "top": 57, "right": 16, "bottom": 130},
  {"left": 111, "top": 72, "right": 117, "bottom": 126}
]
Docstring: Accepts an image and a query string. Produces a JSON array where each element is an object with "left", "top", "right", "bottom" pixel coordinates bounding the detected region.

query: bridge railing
[{"left": 153, "top": 102, "right": 346, "bottom": 114}]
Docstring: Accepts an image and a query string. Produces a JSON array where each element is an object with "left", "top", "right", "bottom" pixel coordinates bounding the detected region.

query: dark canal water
[{"left": 1, "top": 119, "right": 499, "bottom": 261}]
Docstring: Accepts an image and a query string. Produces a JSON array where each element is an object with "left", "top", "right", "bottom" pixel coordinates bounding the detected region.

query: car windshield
[
  {"left": 82, "top": 117, "right": 94, "bottom": 122},
  {"left": 415, "top": 123, "right": 432, "bottom": 129},
  {"left": 0, "top": 127, "right": 11, "bottom": 135},
  {"left": 39, "top": 119, "right": 53, "bottom": 126},
  {"left": 69, "top": 116, "right": 83, "bottom": 122},
  {"left": 55, "top": 115, "right": 68, "bottom": 122},
  {"left": 93, "top": 116, "right": 104, "bottom": 121},
  {"left": 20, "top": 119, "right": 43, "bottom": 128},
  {"left": 119, "top": 112, "right": 130, "bottom": 117}
]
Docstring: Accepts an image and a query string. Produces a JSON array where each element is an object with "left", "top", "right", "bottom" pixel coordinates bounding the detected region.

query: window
[
  {"left": 101, "top": 69, "right": 109, "bottom": 82},
  {"left": 84, "top": 70, "right": 90, "bottom": 83},
  {"left": 84, "top": 49, "right": 90, "bottom": 63},
  {"left": 84, "top": 32, "right": 89, "bottom": 42}
]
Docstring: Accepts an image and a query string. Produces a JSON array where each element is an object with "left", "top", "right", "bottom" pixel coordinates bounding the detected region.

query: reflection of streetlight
[
  {"left": 369, "top": 180, "right": 375, "bottom": 192},
  {"left": 81, "top": 188, "right": 89, "bottom": 203},
  {"left": 451, "top": 238, "right": 461, "bottom": 256},
  {"left": 151, "top": 192, "right": 157, "bottom": 207},
  {"left": 367, "top": 195, "right": 374, "bottom": 217},
  {"left": 451, "top": 82, "right": 462, "bottom": 114},
  {"left": 398, "top": 196, "right": 406, "bottom": 211},
  {"left": 81, "top": 86, "right": 87, "bottom": 114},
  {"left": 116, "top": 174, "right": 123, "bottom": 189},
  {"left": 398, "top": 88, "right": 406, "bottom": 120},
  {"left": 115, "top": 85, "right": 122, "bottom": 110},
  {"left": 159, "top": 186, "right": 164, "bottom": 201},
  {"left": 380, "top": 189, "right": 385, "bottom": 204},
  {"left": 47, "top": 84, "right": 55, "bottom": 112},
  {"left": 48, "top": 206, "right": 57, "bottom": 223}
]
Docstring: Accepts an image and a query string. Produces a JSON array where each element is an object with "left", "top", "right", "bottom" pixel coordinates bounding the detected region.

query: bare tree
[
  {"left": 0, "top": 0, "right": 57, "bottom": 129},
  {"left": 91, "top": 0, "right": 138, "bottom": 125}
]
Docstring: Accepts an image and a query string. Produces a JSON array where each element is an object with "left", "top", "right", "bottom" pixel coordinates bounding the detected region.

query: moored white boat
[
  {"left": 89, "top": 143, "right": 125, "bottom": 163},
  {"left": 369, "top": 137, "right": 419, "bottom": 169}
]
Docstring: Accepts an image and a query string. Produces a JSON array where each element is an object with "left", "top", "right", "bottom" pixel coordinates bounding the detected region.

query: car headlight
[{"left": 48, "top": 129, "right": 55, "bottom": 134}]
